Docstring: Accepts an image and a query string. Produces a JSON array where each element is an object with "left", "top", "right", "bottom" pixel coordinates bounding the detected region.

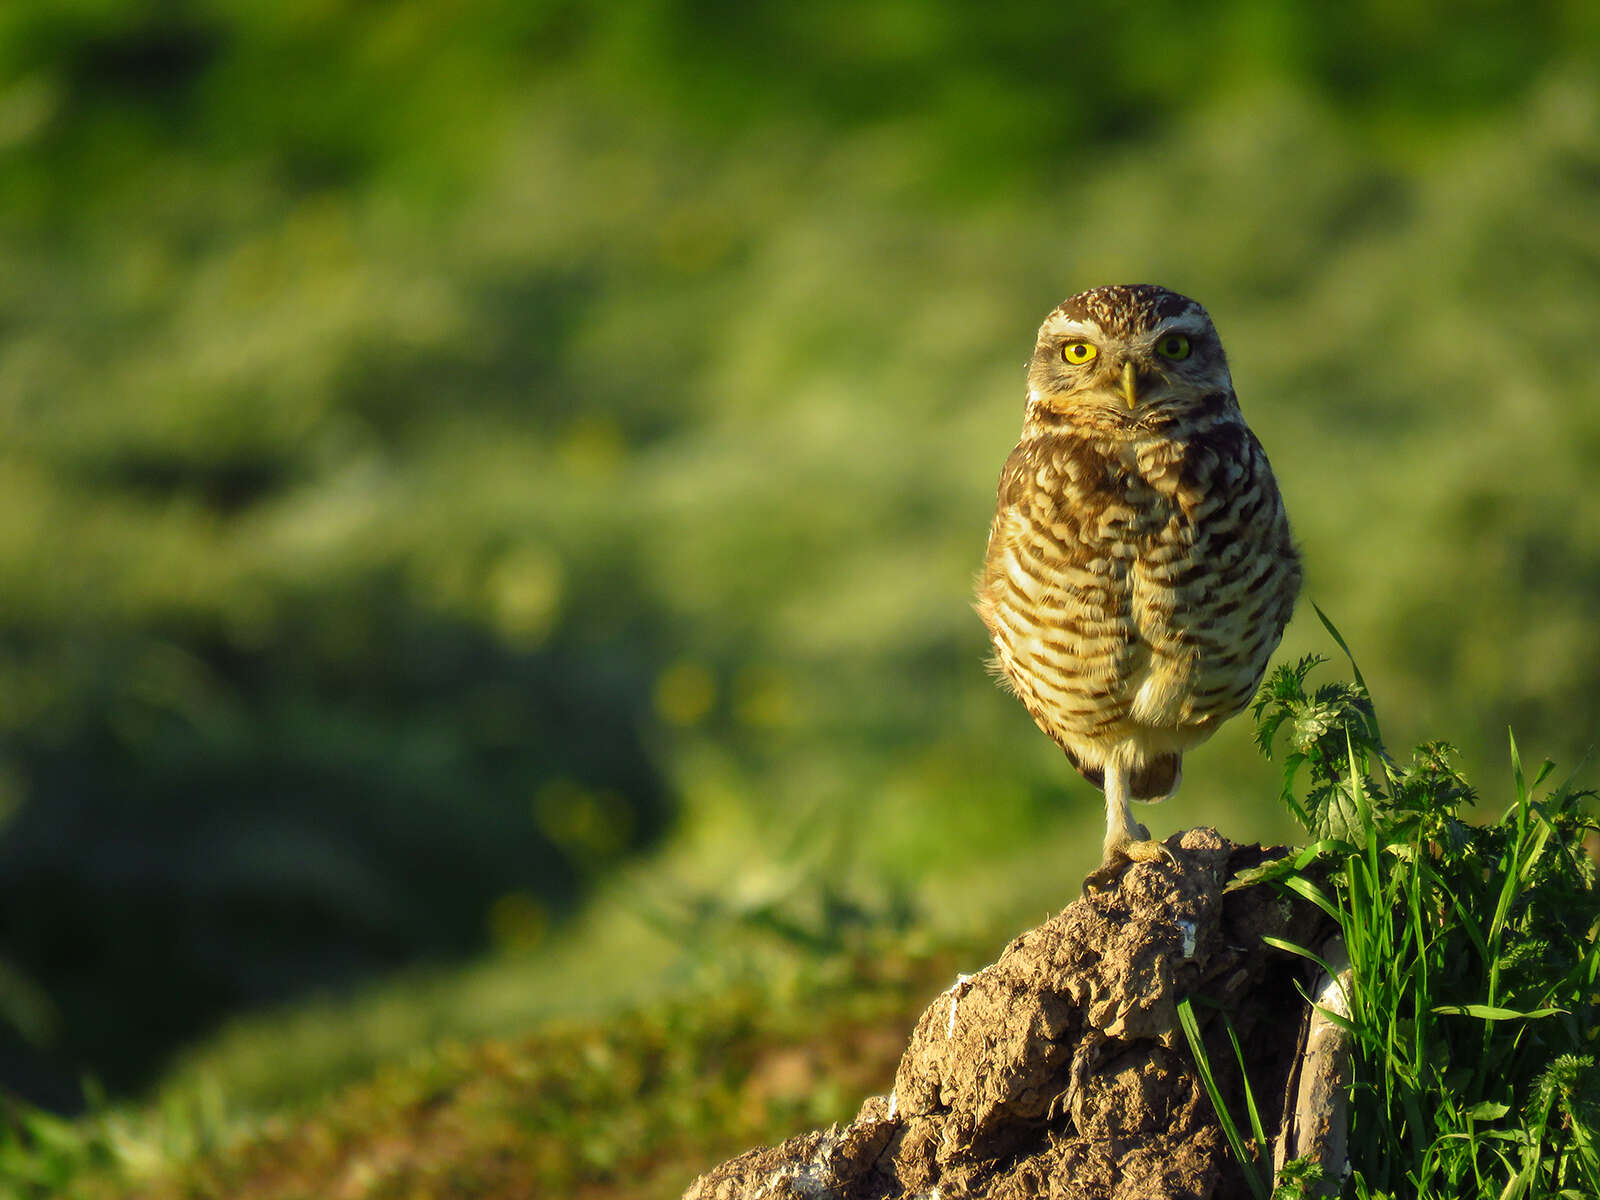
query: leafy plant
[
  {"left": 1246, "top": 612, "right": 1600, "bottom": 1198},
  {"left": 0, "top": 1089, "right": 118, "bottom": 1200}
]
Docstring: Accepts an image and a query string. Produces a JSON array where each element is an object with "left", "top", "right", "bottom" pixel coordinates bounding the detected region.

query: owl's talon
[
  {"left": 1124, "top": 838, "right": 1175, "bottom": 865},
  {"left": 1080, "top": 859, "right": 1125, "bottom": 894},
  {"left": 1081, "top": 837, "right": 1176, "bottom": 894}
]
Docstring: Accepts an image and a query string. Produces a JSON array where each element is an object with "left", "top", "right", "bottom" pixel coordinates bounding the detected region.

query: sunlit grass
[
  {"left": 2, "top": 3, "right": 1600, "bottom": 1186},
  {"left": 2, "top": 924, "right": 966, "bottom": 1200},
  {"left": 1189, "top": 620, "right": 1599, "bottom": 1198}
]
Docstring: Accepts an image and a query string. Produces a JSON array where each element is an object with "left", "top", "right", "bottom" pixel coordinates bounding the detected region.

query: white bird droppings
[{"left": 946, "top": 973, "right": 974, "bottom": 1039}]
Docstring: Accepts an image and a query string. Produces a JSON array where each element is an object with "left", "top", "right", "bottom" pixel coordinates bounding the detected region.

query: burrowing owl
[{"left": 977, "top": 284, "right": 1300, "bottom": 882}]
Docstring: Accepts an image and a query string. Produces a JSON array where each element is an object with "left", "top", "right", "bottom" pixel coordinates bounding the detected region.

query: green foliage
[
  {"left": 1272, "top": 1156, "right": 1329, "bottom": 1200},
  {"left": 0, "top": 596, "right": 672, "bottom": 1096},
  {"left": 0, "top": 1093, "right": 117, "bottom": 1200},
  {"left": 1, "top": 0, "right": 1600, "bottom": 1123},
  {"left": 0, "top": 939, "right": 957, "bottom": 1200},
  {"left": 1252, "top": 639, "right": 1600, "bottom": 1198},
  {"left": 1251, "top": 652, "right": 1383, "bottom": 843}
]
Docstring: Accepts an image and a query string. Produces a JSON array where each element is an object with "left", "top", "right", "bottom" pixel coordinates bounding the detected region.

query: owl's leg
[
  {"left": 1083, "top": 760, "right": 1172, "bottom": 893},
  {"left": 1101, "top": 761, "right": 1148, "bottom": 860}
]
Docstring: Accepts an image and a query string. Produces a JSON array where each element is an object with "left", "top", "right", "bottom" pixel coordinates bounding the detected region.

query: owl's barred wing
[
  {"left": 980, "top": 449, "right": 1018, "bottom": 567},
  {"left": 982, "top": 437, "right": 1050, "bottom": 568},
  {"left": 981, "top": 432, "right": 1131, "bottom": 616},
  {"left": 1123, "top": 418, "right": 1299, "bottom": 728},
  {"left": 978, "top": 432, "right": 1149, "bottom": 749}
]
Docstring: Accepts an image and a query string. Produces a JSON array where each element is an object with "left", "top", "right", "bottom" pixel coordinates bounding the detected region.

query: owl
[{"left": 976, "top": 284, "right": 1300, "bottom": 885}]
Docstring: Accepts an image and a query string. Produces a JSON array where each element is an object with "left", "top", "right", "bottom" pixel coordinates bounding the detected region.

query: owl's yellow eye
[
  {"left": 1061, "top": 341, "right": 1098, "bottom": 365},
  {"left": 1155, "top": 333, "right": 1192, "bottom": 361}
]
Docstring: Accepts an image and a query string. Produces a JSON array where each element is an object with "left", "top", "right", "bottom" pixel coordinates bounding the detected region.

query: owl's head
[{"left": 1024, "top": 284, "right": 1236, "bottom": 433}]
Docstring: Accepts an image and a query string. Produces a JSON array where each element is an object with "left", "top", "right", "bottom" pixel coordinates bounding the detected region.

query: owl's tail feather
[{"left": 1063, "top": 748, "right": 1181, "bottom": 801}]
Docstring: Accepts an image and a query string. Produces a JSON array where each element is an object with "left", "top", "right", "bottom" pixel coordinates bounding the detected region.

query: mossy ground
[{"left": 7, "top": 945, "right": 961, "bottom": 1200}]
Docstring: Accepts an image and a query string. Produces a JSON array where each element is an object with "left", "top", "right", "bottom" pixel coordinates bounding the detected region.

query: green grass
[
  {"left": 4, "top": 621, "right": 1597, "bottom": 1199},
  {"left": 3, "top": 3, "right": 1600, "bottom": 1101},
  {"left": 0, "top": 937, "right": 966, "bottom": 1200},
  {"left": 2, "top": 4, "right": 1600, "bottom": 1182},
  {"left": 1193, "top": 617, "right": 1600, "bottom": 1198}
]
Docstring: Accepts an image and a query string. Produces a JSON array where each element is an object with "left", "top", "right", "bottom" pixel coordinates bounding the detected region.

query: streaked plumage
[{"left": 977, "top": 284, "right": 1300, "bottom": 879}]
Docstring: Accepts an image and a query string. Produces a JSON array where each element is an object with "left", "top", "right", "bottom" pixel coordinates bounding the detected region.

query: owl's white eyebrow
[
  {"left": 1047, "top": 317, "right": 1210, "bottom": 343},
  {"left": 1050, "top": 321, "right": 1101, "bottom": 340}
]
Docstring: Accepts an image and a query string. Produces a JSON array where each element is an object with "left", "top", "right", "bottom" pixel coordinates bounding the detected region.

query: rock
[{"left": 683, "top": 828, "right": 1331, "bottom": 1200}]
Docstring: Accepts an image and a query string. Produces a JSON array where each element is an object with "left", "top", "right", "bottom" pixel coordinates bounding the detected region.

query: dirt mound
[{"left": 684, "top": 828, "right": 1332, "bottom": 1200}]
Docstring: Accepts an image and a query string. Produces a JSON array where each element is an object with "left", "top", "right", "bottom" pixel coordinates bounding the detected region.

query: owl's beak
[{"left": 1118, "top": 360, "right": 1139, "bottom": 409}]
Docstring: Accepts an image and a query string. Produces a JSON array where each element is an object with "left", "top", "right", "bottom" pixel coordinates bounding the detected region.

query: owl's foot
[
  {"left": 1081, "top": 829, "right": 1176, "bottom": 894},
  {"left": 1084, "top": 763, "right": 1178, "bottom": 892}
]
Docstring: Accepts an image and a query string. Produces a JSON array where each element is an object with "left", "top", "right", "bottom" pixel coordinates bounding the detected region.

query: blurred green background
[{"left": 0, "top": 0, "right": 1597, "bottom": 1117}]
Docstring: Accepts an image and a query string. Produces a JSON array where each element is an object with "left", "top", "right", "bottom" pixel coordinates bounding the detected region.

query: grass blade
[
  {"left": 1178, "top": 997, "right": 1268, "bottom": 1200},
  {"left": 1313, "top": 602, "right": 1382, "bottom": 745},
  {"left": 1433, "top": 1005, "right": 1568, "bottom": 1021},
  {"left": 1279, "top": 874, "right": 1342, "bottom": 921}
]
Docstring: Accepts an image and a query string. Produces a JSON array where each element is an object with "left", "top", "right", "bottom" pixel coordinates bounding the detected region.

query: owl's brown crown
[{"left": 1053, "top": 284, "right": 1206, "bottom": 337}]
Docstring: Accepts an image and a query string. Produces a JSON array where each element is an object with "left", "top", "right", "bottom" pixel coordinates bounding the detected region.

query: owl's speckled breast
[{"left": 978, "top": 413, "right": 1299, "bottom": 780}]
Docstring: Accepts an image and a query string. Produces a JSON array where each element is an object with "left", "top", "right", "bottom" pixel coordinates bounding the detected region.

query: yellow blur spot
[
  {"left": 655, "top": 660, "right": 716, "bottom": 726},
  {"left": 733, "top": 665, "right": 796, "bottom": 729},
  {"left": 657, "top": 208, "right": 734, "bottom": 273},
  {"left": 486, "top": 547, "right": 563, "bottom": 647},
  {"left": 534, "top": 779, "right": 633, "bottom": 857},
  {"left": 558, "top": 418, "right": 625, "bottom": 479},
  {"left": 488, "top": 891, "right": 548, "bottom": 954}
]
